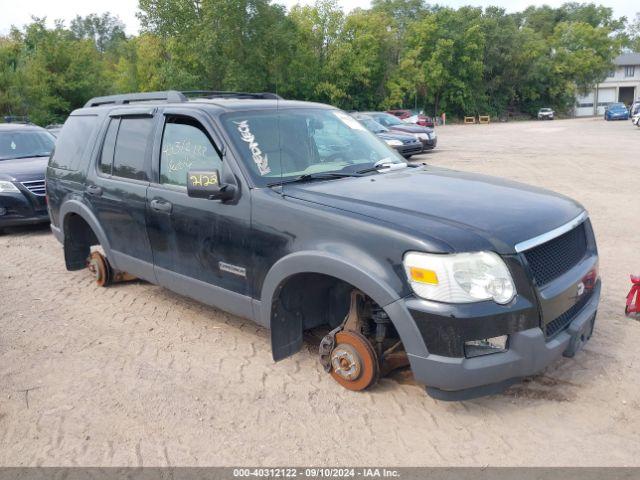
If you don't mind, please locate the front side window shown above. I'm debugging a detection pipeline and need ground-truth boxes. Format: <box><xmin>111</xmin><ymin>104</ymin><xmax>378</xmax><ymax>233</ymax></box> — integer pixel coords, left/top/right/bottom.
<box><xmin>222</xmin><ymin>108</ymin><xmax>403</xmax><ymax>186</ymax></box>
<box><xmin>160</xmin><ymin>116</ymin><xmax>222</xmax><ymax>187</ymax></box>
<box><xmin>0</xmin><ymin>130</ymin><xmax>55</xmax><ymax>161</ymax></box>
<box><xmin>112</xmin><ymin>117</ymin><xmax>153</xmax><ymax>181</ymax></box>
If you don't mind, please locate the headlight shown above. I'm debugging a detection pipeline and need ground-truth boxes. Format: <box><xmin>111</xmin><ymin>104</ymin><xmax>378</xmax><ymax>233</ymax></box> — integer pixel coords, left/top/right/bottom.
<box><xmin>385</xmin><ymin>139</ymin><xmax>403</xmax><ymax>147</ymax></box>
<box><xmin>403</xmin><ymin>251</ymin><xmax>516</xmax><ymax>304</ymax></box>
<box><xmin>0</xmin><ymin>181</ymin><xmax>20</xmax><ymax>193</ymax></box>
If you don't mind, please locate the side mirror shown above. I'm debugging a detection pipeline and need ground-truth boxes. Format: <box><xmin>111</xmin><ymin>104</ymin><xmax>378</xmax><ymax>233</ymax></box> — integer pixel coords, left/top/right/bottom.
<box><xmin>187</xmin><ymin>170</ymin><xmax>236</xmax><ymax>201</ymax></box>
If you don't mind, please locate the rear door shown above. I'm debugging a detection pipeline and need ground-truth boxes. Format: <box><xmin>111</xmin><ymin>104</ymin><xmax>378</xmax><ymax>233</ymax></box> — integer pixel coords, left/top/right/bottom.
<box><xmin>145</xmin><ymin>108</ymin><xmax>254</xmax><ymax>318</ymax></box>
<box><xmin>85</xmin><ymin>108</ymin><xmax>157</xmax><ymax>281</ymax></box>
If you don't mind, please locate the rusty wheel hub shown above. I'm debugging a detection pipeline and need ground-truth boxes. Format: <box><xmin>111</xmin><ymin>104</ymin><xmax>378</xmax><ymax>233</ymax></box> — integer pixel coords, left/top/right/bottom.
<box><xmin>329</xmin><ymin>331</ymin><xmax>379</xmax><ymax>391</ymax></box>
<box><xmin>87</xmin><ymin>251</ymin><xmax>111</xmax><ymax>287</ymax></box>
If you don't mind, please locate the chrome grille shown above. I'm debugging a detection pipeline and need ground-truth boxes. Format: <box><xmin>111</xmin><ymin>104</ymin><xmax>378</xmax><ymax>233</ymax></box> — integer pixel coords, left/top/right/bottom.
<box><xmin>21</xmin><ymin>179</ymin><xmax>46</xmax><ymax>196</ymax></box>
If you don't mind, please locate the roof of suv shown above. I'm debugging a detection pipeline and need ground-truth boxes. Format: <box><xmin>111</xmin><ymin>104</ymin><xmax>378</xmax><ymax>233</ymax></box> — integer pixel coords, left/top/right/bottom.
<box><xmin>75</xmin><ymin>91</ymin><xmax>334</xmax><ymax>116</ymax></box>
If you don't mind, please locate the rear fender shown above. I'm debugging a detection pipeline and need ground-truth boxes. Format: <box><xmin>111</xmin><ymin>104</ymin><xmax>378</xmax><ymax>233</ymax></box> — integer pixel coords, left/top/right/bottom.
<box><xmin>59</xmin><ymin>200</ymin><xmax>114</xmax><ymax>270</ymax></box>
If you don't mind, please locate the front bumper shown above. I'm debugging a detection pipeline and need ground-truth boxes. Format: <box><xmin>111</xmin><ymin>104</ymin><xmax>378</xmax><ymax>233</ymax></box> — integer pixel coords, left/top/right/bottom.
<box><xmin>0</xmin><ymin>190</ymin><xmax>49</xmax><ymax>228</ymax></box>
<box><xmin>393</xmin><ymin>142</ymin><xmax>424</xmax><ymax>157</ymax></box>
<box><xmin>386</xmin><ymin>278</ymin><xmax>600</xmax><ymax>400</ymax></box>
<box><xmin>419</xmin><ymin>136</ymin><xmax>437</xmax><ymax>150</ymax></box>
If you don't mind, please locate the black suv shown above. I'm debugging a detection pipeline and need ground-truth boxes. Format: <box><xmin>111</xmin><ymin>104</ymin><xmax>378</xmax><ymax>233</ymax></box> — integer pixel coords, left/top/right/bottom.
<box><xmin>0</xmin><ymin>123</ymin><xmax>55</xmax><ymax>230</ymax></box>
<box><xmin>47</xmin><ymin>91</ymin><xmax>600</xmax><ymax>400</ymax></box>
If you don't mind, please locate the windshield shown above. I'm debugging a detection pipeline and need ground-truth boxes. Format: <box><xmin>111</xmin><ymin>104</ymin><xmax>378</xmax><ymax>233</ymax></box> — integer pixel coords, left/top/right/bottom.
<box><xmin>610</xmin><ymin>103</ymin><xmax>625</xmax><ymax>109</ymax></box>
<box><xmin>356</xmin><ymin>116</ymin><xmax>388</xmax><ymax>134</ymax></box>
<box><xmin>372</xmin><ymin>113</ymin><xmax>404</xmax><ymax>127</ymax></box>
<box><xmin>540</xmin><ymin>108</ymin><xmax>552</xmax><ymax>112</ymax></box>
<box><xmin>0</xmin><ymin>130</ymin><xmax>55</xmax><ymax>160</ymax></box>
<box><xmin>222</xmin><ymin>108</ymin><xmax>404</xmax><ymax>186</ymax></box>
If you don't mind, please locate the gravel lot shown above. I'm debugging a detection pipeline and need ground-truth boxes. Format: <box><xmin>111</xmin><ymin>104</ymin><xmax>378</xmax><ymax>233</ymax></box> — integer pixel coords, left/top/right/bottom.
<box><xmin>1</xmin><ymin>117</ymin><xmax>639</xmax><ymax>467</ymax></box>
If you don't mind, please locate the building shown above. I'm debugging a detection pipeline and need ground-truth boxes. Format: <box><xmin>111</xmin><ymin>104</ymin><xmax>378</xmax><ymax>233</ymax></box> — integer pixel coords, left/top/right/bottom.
<box><xmin>575</xmin><ymin>52</ymin><xmax>640</xmax><ymax>117</ymax></box>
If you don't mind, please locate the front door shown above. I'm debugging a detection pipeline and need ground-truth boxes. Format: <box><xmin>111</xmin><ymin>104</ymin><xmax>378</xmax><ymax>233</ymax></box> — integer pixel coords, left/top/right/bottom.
<box><xmin>145</xmin><ymin>109</ymin><xmax>254</xmax><ymax>318</ymax></box>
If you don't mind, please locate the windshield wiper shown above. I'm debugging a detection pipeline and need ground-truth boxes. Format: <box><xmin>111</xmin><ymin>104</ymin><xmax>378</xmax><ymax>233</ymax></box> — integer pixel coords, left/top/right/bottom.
<box><xmin>267</xmin><ymin>172</ymin><xmax>360</xmax><ymax>187</ymax></box>
<box><xmin>356</xmin><ymin>160</ymin><xmax>408</xmax><ymax>175</ymax></box>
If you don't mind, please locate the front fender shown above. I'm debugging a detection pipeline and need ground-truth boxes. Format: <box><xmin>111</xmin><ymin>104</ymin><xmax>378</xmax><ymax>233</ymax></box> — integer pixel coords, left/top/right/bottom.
<box><xmin>261</xmin><ymin>251</ymin><xmax>414</xmax><ymax>361</ymax></box>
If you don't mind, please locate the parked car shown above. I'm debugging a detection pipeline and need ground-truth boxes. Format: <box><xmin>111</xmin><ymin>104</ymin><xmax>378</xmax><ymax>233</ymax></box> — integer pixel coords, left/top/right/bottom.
<box><xmin>387</xmin><ymin>109</ymin><xmax>435</xmax><ymax>128</ymax></box>
<box><xmin>604</xmin><ymin>103</ymin><xmax>629</xmax><ymax>121</ymax></box>
<box><xmin>0</xmin><ymin>123</ymin><xmax>54</xmax><ymax>231</ymax></box>
<box><xmin>537</xmin><ymin>108</ymin><xmax>555</xmax><ymax>120</ymax></box>
<box><xmin>353</xmin><ymin>114</ymin><xmax>423</xmax><ymax>158</ymax></box>
<box><xmin>363</xmin><ymin>112</ymin><xmax>437</xmax><ymax>151</ymax></box>
<box><xmin>47</xmin><ymin>90</ymin><xmax>600</xmax><ymax>400</ymax></box>
<box><xmin>45</xmin><ymin>124</ymin><xmax>64</xmax><ymax>137</ymax></box>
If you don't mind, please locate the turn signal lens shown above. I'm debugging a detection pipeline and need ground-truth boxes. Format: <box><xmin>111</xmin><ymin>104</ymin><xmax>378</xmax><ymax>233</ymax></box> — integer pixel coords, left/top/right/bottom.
<box><xmin>410</xmin><ymin>267</ymin><xmax>439</xmax><ymax>285</ymax></box>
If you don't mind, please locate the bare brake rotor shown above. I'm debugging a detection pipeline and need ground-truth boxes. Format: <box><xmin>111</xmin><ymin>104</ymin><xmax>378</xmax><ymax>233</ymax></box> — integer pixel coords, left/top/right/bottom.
<box><xmin>329</xmin><ymin>330</ymin><xmax>379</xmax><ymax>391</ymax></box>
<box><xmin>86</xmin><ymin>251</ymin><xmax>136</xmax><ymax>287</ymax></box>
<box><xmin>87</xmin><ymin>251</ymin><xmax>111</xmax><ymax>287</ymax></box>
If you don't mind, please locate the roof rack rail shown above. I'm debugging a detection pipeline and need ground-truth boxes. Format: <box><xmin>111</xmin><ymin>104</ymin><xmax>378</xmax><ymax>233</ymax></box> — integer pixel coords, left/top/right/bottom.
<box><xmin>83</xmin><ymin>90</ymin><xmax>188</xmax><ymax>108</ymax></box>
<box><xmin>182</xmin><ymin>90</ymin><xmax>283</xmax><ymax>100</ymax></box>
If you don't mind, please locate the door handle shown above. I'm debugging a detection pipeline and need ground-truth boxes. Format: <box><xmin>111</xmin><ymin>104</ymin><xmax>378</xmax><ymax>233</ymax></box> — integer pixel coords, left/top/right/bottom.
<box><xmin>86</xmin><ymin>185</ymin><xmax>103</xmax><ymax>196</ymax></box>
<box><xmin>150</xmin><ymin>199</ymin><xmax>172</xmax><ymax>213</ymax></box>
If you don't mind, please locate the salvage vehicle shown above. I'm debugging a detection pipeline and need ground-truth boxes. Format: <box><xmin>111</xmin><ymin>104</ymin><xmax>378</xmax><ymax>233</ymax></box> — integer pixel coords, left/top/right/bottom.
<box><xmin>0</xmin><ymin>123</ymin><xmax>55</xmax><ymax>231</ymax></box>
<box><xmin>604</xmin><ymin>103</ymin><xmax>629</xmax><ymax>121</ymax></box>
<box><xmin>353</xmin><ymin>114</ymin><xmax>423</xmax><ymax>158</ymax></box>
<box><xmin>537</xmin><ymin>108</ymin><xmax>555</xmax><ymax>120</ymax></box>
<box><xmin>363</xmin><ymin>112</ymin><xmax>437</xmax><ymax>151</ymax></box>
<box><xmin>46</xmin><ymin>91</ymin><xmax>600</xmax><ymax>400</ymax></box>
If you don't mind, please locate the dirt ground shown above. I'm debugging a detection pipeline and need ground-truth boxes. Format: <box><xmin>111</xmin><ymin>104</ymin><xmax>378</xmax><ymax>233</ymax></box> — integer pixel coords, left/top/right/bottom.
<box><xmin>1</xmin><ymin>117</ymin><xmax>639</xmax><ymax>467</ymax></box>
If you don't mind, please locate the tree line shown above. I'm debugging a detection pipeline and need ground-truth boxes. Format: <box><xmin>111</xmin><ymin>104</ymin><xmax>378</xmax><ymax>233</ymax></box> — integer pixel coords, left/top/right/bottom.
<box><xmin>1</xmin><ymin>1</ymin><xmax>639</xmax><ymax>126</ymax></box>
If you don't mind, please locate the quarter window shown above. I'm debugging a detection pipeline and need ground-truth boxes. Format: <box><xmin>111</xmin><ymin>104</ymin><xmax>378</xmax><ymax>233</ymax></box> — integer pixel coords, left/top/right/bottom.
<box><xmin>99</xmin><ymin>119</ymin><xmax>119</xmax><ymax>175</ymax></box>
<box><xmin>160</xmin><ymin>116</ymin><xmax>222</xmax><ymax>187</ymax></box>
<box><xmin>112</xmin><ymin>117</ymin><xmax>153</xmax><ymax>181</ymax></box>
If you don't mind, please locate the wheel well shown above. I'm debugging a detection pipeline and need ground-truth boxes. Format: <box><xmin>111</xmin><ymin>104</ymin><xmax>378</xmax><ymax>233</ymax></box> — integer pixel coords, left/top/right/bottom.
<box><xmin>270</xmin><ymin>272</ymin><xmax>400</xmax><ymax>361</ymax></box>
<box><xmin>273</xmin><ymin>273</ymin><xmax>354</xmax><ymax>331</ymax></box>
<box><xmin>62</xmin><ymin>213</ymin><xmax>100</xmax><ymax>271</ymax></box>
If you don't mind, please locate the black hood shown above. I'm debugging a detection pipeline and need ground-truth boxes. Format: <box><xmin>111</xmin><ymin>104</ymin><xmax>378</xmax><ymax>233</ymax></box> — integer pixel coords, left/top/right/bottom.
<box><xmin>388</xmin><ymin>124</ymin><xmax>433</xmax><ymax>135</ymax></box>
<box><xmin>376</xmin><ymin>131</ymin><xmax>418</xmax><ymax>142</ymax></box>
<box><xmin>0</xmin><ymin>156</ymin><xmax>48</xmax><ymax>182</ymax></box>
<box><xmin>282</xmin><ymin>166</ymin><xmax>584</xmax><ymax>254</ymax></box>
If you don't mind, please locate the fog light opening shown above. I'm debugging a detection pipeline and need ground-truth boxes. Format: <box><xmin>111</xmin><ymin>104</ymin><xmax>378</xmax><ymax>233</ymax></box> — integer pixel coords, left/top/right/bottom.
<box><xmin>464</xmin><ymin>335</ymin><xmax>508</xmax><ymax>358</ymax></box>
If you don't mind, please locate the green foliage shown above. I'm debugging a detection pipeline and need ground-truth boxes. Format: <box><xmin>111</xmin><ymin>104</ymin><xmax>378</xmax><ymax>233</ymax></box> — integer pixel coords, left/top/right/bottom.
<box><xmin>0</xmin><ymin>2</ymin><xmax>632</xmax><ymax>124</ymax></box>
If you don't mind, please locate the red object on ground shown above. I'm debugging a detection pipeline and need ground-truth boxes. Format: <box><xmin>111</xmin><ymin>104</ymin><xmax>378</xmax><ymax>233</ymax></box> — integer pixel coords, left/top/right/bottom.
<box><xmin>626</xmin><ymin>275</ymin><xmax>640</xmax><ymax>318</ymax></box>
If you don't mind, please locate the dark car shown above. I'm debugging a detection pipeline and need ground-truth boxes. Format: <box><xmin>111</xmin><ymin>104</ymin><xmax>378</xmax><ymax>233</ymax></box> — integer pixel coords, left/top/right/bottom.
<box><xmin>0</xmin><ymin>124</ymin><xmax>55</xmax><ymax>231</ymax></box>
<box><xmin>353</xmin><ymin>114</ymin><xmax>423</xmax><ymax>158</ymax></box>
<box><xmin>47</xmin><ymin>90</ymin><xmax>600</xmax><ymax>400</ymax></box>
<box><xmin>387</xmin><ymin>109</ymin><xmax>435</xmax><ymax>128</ymax></box>
<box><xmin>363</xmin><ymin>112</ymin><xmax>437</xmax><ymax>151</ymax></box>
<box><xmin>604</xmin><ymin>103</ymin><xmax>629</xmax><ymax>121</ymax></box>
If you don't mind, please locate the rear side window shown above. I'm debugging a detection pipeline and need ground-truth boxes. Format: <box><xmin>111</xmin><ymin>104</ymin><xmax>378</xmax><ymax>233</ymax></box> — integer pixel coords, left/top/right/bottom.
<box><xmin>109</xmin><ymin>117</ymin><xmax>153</xmax><ymax>181</ymax></box>
<box><xmin>50</xmin><ymin>115</ymin><xmax>98</xmax><ymax>170</ymax></box>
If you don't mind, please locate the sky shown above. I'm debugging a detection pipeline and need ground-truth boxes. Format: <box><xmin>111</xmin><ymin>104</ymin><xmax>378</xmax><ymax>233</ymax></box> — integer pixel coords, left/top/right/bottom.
<box><xmin>1</xmin><ymin>0</ymin><xmax>638</xmax><ymax>35</ymax></box>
